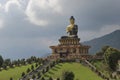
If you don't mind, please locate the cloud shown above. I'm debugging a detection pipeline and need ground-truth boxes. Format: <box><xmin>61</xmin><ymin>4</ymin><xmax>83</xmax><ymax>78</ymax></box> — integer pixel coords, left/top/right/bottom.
<box><xmin>25</xmin><ymin>0</ymin><xmax>62</xmax><ymax>26</ymax></box>
<box><xmin>0</xmin><ymin>4</ymin><xmax>2</xmax><ymax>9</ymax></box>
<box><xmin>4</xmin><ymin>0</ymin><xmax>21</xmax><ymax>12</ymax></box>
<box><xmin>0</xmin><ymin>19</ymin><xmax>3</xmax><ymax>28</ymax></box>
<box><xmin>25</xmin><ymin>0</ymin><xmax>48</xmax><ymax>26</ymax></box>
<box><xmin>0</xmin><ymin>4</ymin><xmax>4</xmax><ymax>29</ymax></box>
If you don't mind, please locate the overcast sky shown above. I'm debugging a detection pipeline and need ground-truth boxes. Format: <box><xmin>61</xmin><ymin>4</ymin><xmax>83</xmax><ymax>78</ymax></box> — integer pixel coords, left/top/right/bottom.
<box><xmin>0</xmin><ymin>0</ymin><xmax>120</xmax><ymax>59</ymax></box>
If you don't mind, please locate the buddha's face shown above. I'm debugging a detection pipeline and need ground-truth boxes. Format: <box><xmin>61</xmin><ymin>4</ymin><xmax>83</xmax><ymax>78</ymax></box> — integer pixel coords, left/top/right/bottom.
<box><xmin>70</xmin><ymin>19</ymin><xmax>75</xmax><ymax>24</ymax></box>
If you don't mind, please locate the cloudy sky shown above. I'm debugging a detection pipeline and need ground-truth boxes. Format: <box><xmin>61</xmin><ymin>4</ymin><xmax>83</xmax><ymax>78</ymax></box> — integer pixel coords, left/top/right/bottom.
<box><xmin>0</xmin><ymin>0</ymin><xmax>120</xmax><ymax>59</ymax></box>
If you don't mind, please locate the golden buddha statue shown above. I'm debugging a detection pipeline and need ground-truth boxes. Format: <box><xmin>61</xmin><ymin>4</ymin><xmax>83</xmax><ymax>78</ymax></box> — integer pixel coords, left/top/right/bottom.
<box><xmin>66</xmin><ymin>16</ymin><xmax>78</xmax><ymax>37</ymax></box>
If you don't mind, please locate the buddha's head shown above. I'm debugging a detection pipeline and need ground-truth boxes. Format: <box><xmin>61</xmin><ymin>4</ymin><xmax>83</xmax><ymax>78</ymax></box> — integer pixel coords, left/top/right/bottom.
<box><xmin>70</xmin><ymin>16</ymin><xmax>75</xmax><ymax>24</ymax></box>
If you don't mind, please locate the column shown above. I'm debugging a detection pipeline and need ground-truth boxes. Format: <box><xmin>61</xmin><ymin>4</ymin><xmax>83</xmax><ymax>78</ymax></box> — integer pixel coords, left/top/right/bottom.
<box><xmin>84</xmin><ymin>49</ymin><xmax>86</xmax><ymax>54</ymax></box>
<box><xmin>52</xmin><ymin>48</ymin><xmax>55</xmax><ymax>53</ymax></box>
<box><xmin>76</xmin><ymin>48</ymin><xmax>79</xmax><ymax>54</ymax></box>
<box><xmin>79</xmin><ymin>49</ymin><xmax>81</xmax><ymax>54</ymax></box>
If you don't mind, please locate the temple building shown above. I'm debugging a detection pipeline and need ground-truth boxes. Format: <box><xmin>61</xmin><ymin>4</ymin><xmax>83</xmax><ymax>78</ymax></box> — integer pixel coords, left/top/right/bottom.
<box><xmin>49</xmin><ymin>16</ymin><xmax>91</xmax><ymax>60</ymax></box>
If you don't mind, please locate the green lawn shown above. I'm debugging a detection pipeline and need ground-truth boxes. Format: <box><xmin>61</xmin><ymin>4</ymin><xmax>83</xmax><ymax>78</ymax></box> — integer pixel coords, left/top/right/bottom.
<box><xmin>0</xmin><ymin>64</ymin><xmax>35</xmax><ymax>80</ymax></box>
<box><xmin>44</xmin><ymin>62</ymin><xmax>103</xmax><ymax>80</ymax></box>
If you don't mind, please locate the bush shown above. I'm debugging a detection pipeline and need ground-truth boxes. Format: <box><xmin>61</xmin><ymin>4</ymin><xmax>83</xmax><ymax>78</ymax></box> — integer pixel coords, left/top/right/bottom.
<box><xmin>21</xmin><ymin>72</ymin><xmax>25</xmax><ymax>77</ymax></box>
<box><xmin>26</xmin><ymin>68</ymin><xmax>30</xmax><ymax>73</ymax></box>
<box><xmin>57</xmin><ymin>78</ymin><xmax>60</xmax><ymax>80</ymax></box>
<box><xmin>62</xmin><ymin>71</ymin><xmax>74</xmax><ymax>80</ymax></box>
<box><xmin>0</xmin><ymin>68</ymin><xmax>2</xmax><ymax>71</ymax></box>
<box><xmin>42</xmin><ymin>69</ymin><xmax>45</xmax><ymax>74</ymax></box>
<box><xmin>37</xmin><ymin>72</ymin><xmax>41</xmax><ymax>78</ymax></box>
<box><xmin>0</xmin><ymin>55</ymin><xmax>3</xmax><ymax>67</ymax></box>
<box><xmin>46</xmin><ymin>66</ymin><xmax>49</xmax><ymax>72</ymax></box>
<box><xmin>41</xmin><ymin>77</ymin><xmax>45</xmax><ymax>80</ymax></box>
<box><xmin>32</xmin><ymin>74</ymin><xmax>36</xmax><ymax>79</ymax></box>
<box><xmin>35</xmin><ymin>63</ymin><xmax>38</xmax><ymax>67</ymax></box>
<box><xmin>9</xmin><ymin>64</ymin><xmax>14</xmax><ymax>68</ymax></box>
<box><xmin>2</xmin><ymin>63</ymin><xmax>7</xmax><ymax>70</ymax></box>
<box><xmin>49</xmin><ymin>77</ymin><xmax>53</xmax><ymax>80</ymax></box>
<box><xmin>31</xmin><ymin>65</ymin><xmax>34</xmax><ymax>71</ymax></box>
<box><xmin>10</xmin><ymin>77</ymin><xmax>13</xmax><ymax>80</ymax></box>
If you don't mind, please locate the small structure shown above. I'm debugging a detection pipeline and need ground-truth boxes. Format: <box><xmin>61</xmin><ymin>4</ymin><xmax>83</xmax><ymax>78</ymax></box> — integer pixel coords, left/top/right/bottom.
<box><xmin>49</xmin><ymin>16</ymin><xmax>91</xmax><ymax>60</ymax></box>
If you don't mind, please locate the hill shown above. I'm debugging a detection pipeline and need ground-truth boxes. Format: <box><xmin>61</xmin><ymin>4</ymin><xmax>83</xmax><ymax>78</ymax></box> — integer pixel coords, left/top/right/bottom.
<box><xmin>83</xmin><ymin>30</ymin><xmax>120</xmax><ymax>54</ymax></box>
<box><xmin>43</xmin><ymin>62</ymin><xmax>103</xmax><ymax>80</ymax></box>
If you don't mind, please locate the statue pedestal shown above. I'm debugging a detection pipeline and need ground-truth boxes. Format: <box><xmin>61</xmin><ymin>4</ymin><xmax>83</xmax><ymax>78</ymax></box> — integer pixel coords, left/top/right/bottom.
<box><xmin>49</xmin><ymin>36</ymin><xmax>91</xmax><ymax>60</ymax></box>
<box><xmin>59</xmin><ymin>36</ymin><xmax>80</xmax><ymax>45</ymax></box>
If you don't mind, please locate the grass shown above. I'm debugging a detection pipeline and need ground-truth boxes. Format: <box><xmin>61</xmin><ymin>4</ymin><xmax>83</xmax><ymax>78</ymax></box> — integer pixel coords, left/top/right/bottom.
<box><xmin>0</xmin><ymin>63</ymin><xmax>35</xmax><ymax>80</ymax></box>
<box><xmin>43</xmin><ymin>62</ymin><xmax>103</xmax><ymax>80</ymax></box>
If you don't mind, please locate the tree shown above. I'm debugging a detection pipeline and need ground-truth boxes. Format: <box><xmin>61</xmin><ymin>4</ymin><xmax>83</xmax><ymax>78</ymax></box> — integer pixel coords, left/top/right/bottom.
<box><xmin>10</xmin><ymin>77</ymin><xmax>13</xmax><ymax>80</ymax></box>
<box><xmin>12</xmin><ymin>60</ymin><xmax>18</xmax><ymax>66</ymax></box>
<box><xmin>0</xmin><ymin>55</ymin><xmax>3</xmax><ymax>67</ymax></box>
<box><xmin>49</xmin><ymin>77</ymin><xmax>53</xmax><ymax>80</ymax></box>
<box><xmin>37</xmin><ymin>72</ymin><xmax>41</xmax><ymax>78</ymax></box>
<box><xmin>31</xmin><ymin>65</ymin><xmax>34</xmax><ymax>71</ymax></box>
<box><xmin>17</xmin><ymin>59</ymin><xmax>21</xmax><ymax>66</ymax></box>
<box><xmin>26</xmin><ymin>68</ymin><xmax>30</xmax><ymax>73</ymax></box>
<box><xmin>102</xmin><ymin>46</ymin><xmax>110</xmax><ymax>53</ymax></box>
<box><xmin>21</xmin><ymin>72</ymin><xmax>25</xmax><ymax>77</ymax></box>
<box><xmin>35</xmin><ymin>63</ymin><xmax>38</xmax><ymax>67</ymax></box>
<box><xmin>32</xmin><ymin>74</ymin><xmax>36</xmax><ymax>79</ymax></box>
<box><xmin>96</xmin><ymin>46</ymin><xmax>110</xmax><ymax>56</ymax></box>
<box><xmin>104</xmin><ymin>47</ymin><xmax>120</xmax><ymax>71</ymax></box>
<box><xmin>30</xmin><ymin>56</ymin><xmax>37</xmax><ymax>62</ymax></box>
<box><xmin>26</xmin><ymin>58</ymin><xmax>32</xmax><ymax>64</ymax></box>
<box><xmin>4</xmin><ymin>59</ymin><xmax>11</xmax><ymax>66</ymax></box>
<box><xmin>62</xmin><ymin>71</ymin><xmax>74</xmax><ymax>80</ymax></box>
<box><xmin>9</xmin><ymin>63</ymin><xmax>14</xmax><ymax>68</ymax></box>
<box><xmin>42</xmin><ymin>60</ymin><xmax>45</xmax><ymax>65</ymax></box>
<box><xmin>57</xmin><ymin>78</ymin><xmax>60</xmax><ymax>80</ymax></box>
<box><xmin>42</xmin><ymin>69</ymin><xmax>45</xmax><ymax>74</ymax></box>
<box><xmin>38</xmin><ymin>58</ymin><xmax>42</xmax><ymax>65</ymax></box>
<box><xmin>41</xmin><ymin>77</ymin><xmax>45</xmax><ymax>80</ymax></box>
<box><xmin>56</xmin><ymin>59</ymin><xmax>60</xmax><ymax>64</ymax></box>
<box><xmin>2</xmin><ymin>63</ymin><xmax>7</xmax><ymax>70</ymax></box>
<box><xmin>21</xmin><ymin>58</ymin><xmax>26</xmax><ymax>65</ymax></box>
<box><xmin>46</xmin><ymin>66</ymin><xmax>49</xmax><ymax>72</ymax></box>
<box><xmin>50</xmin><ymin>63</ymin><xmax>53</xmax><ymax>68</ymax></box>
<box><xmin>53</xmin><ymin>61</ymin><xmax>56</xmax><ymax>66</ymax></box>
